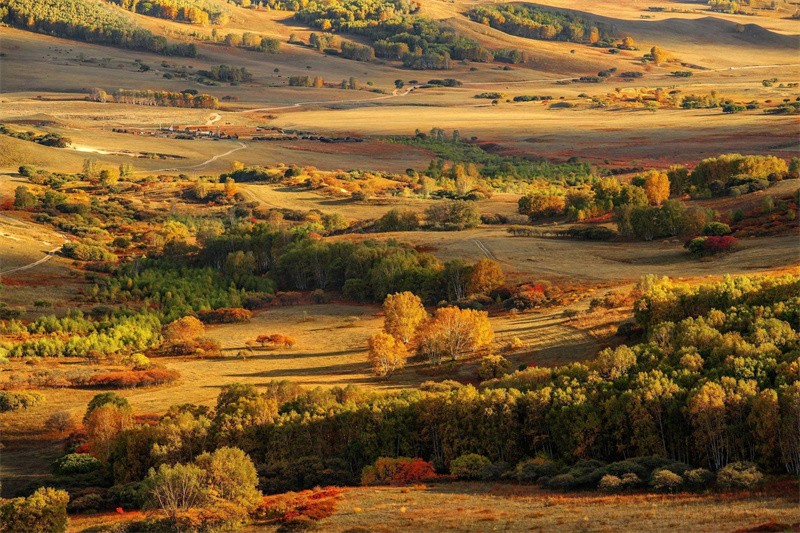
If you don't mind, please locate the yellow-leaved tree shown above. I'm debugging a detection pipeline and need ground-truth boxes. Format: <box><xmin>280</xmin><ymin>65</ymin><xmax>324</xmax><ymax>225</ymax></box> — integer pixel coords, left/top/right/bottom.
<box><xmin>383</xmin><ymin>291</ymin><xmax>427</xmax><ymax>344</ymax></box>
<box><xmin>643</xmin><ymin>170</ymin><xmax>670</xmax><ymax>205</ymax></box>
<box><xmin>416</xmin><ymin>307</ymin><xmax>494</xmax><ymax>364</ymax></box>
<box><xmin>368</xmin><ymin>331</ymin><xmax>408</xmax><ymax>376</ymax></box>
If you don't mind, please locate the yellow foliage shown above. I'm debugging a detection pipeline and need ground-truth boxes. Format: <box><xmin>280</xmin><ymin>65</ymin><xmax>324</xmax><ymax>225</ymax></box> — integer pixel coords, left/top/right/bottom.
<box><xmin>368</xmin><ymin>331</ymin><xmax>408</xmax><ymax>376</ymax></box>
<box><xmin>383</xmin><ymin>291</ymin><xmax>427</xmax><ymax>344</ymax></box>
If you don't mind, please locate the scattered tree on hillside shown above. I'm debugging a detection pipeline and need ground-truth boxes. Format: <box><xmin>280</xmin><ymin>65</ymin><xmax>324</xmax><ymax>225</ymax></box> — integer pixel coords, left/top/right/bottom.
<box><xmin>368</xmin><ymin>331</ymin><xmax>408</xmax><ymax>376</ymax></box>
<box><xmin>383</xmin><ymin>291</ymin><xmax>427</xmax><ymax>344</ymax></box>
<box><xmin>416</xmin><ymin>307</ymin><xmax>494</xmax><ymax>364</ymax></box>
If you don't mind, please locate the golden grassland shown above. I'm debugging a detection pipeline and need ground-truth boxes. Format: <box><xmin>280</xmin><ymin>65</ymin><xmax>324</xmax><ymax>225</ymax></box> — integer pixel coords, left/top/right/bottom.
<box><xmin>66</xmin><ymin>481</ymin><xmax>800</xmax><ymax>533</ymax></box>
<box><xmin>0</xmin><ymin>0</ymin><xmax>798</xmax><ymax>520</ymax></box>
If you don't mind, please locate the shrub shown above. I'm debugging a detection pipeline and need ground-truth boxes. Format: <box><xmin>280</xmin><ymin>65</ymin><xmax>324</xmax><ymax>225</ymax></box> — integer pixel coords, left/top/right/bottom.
<box><xmin>256</xmin><ymin>335</ymin><xmax>296</xmax><ymax>348</ymax></box>
<box><xmin>52</xmin><ymin>453</ymin><xmax>103</xmax><ymax>475</ymax></box>
<box><xmin>121</xmin><ymin>353</ymin><xmax>151</xmax><ymax>370</ymax></box>
<box><xmin>650</xmin><ymin>469</ymin><xmax>683</xmax><ymax>493</ymax></box>
<box><xmin>515</xmin><ymin>458</ymin><xmax>562</xmax><ymax>483</ymax></box>
<box><xmin>702</xmin><ymin>222</ymin><xmax>732</xmax><ymax>236</ymax></box>
<box><xmin>67</xmin><ymin>493</ymin><xmax>105</xmax><ymax>514</ymax></box>
<box><xmin>361</xmin><ymin>457</ymin><xmax>437</xmax><ymax>485</ymax></box>
<box><xmin>0</xmin><ymin>487</ymin><xmax>70</xmax><ymax>533</ymax></box>
<box><xmin>44</xmin><ymin>411</ymin><xmax>77</xmax><ymax>434</ymax></box>
<box><xmin>450</xmin><ymin>454</ymin><xmax>492</xmax><ymax>480</ymax></box>
<box><xmin>478</xmin><ymin>355</ymin><xmax>512</xmax><ymax>380</ymax></box>
<box><xmin>686</xmin><ymin>235</ymin><xmax>737</xmax><ymax>257</ymax></box>
<box><xmin>617</xmin><ymin>473</ymin><xmax>642</xmax><ymax>489</ymax></box>
<box><xmin>684</xmin><ymin>468</ymin><xmax>714</xmax><ymax>490</ymax></box>
<box><xmin>85</xmin><ymin>368</ymin><xmax>180</xmax><ymax>388</ymax></box>
<box><xmin>61</xmin><ymin>242</ymin><xmax>117</xmax><ymax>262</ymax></box>
<box><xmin>198</xmin><ymin>308</ymin><xmax>252</xmax><ymax>324</ymax></box>
<box><xmin>252</xmin><ymin>487</ymin><xmax>343</xmax><ymax>524</ymax></box>
<box><xmin>425</xmin><ymin>200</ymin><xmax>480</xmax><ymax>230</ymax></box>
<box><xmin>376</xmin><ymin>208</ymin><xmax>420</xmax><ymax>232</ymax></box>
<box><xmin>598</xmin><ymin>474</ymin><xmax>623</xmax><ymax>491</ymax></box>
<box><xmin>546</xmin><ymin>473</ymin><xmax>578</xmax><ymax>490</ymax></box>
<box><xmin>716</xmin><ymin>462</ymin><xmax>763</xmax><ymax>491</ymax></box>
<box><xmin>0</xmin><ymin>390</ymin><xmax>45</xmax><ymax>412</ymax></box>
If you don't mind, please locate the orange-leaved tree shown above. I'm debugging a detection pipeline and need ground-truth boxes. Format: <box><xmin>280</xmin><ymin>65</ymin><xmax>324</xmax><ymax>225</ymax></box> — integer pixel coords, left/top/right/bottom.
<box><xmin>468</xmin><ymin>258</ymin><xmax>504</xmax><ymax>296</ymax></box>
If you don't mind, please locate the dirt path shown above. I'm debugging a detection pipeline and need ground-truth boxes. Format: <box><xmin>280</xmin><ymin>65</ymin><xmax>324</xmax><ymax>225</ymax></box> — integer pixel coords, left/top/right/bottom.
<box><xmin>474</xmin><ymin>239</ymin><xmax>497</xmax><ymax>260</ymax></box>
<box><xmin>147</xmin><ymin>141</ymin><xmax>247</xmax><ymax>172</ymax></box>
<box><xmin>0</xmin><ymin>212</ymin><xmax>66</xmax><ymax>275</ymax></box>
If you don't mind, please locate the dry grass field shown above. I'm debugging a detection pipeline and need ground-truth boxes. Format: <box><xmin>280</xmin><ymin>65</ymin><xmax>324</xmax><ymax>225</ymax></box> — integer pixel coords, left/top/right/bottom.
<box><xmin>0</xmin><ymin>0</ymin><xmax>798</xmax><ymax>527</ymax></box>
<box><xmin>67</xmin><ymin>481</ymin><xmax>800</xmax><ymax>533</ymax></box>
<box><xmin>0</xmin><ymin>300</ymin><xmax>605</xmax><ymax>495</ymax></box>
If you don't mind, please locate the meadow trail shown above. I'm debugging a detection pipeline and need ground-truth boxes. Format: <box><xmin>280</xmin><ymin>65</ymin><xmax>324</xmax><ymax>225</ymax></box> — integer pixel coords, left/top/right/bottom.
<box><xmin>0</xmin><ymin>213</ymin><xmax>66</xmax><ymax>275</ymax></box>
<box><xmin>147</xmin><ymin>141</ymin><xmax>248</xmax><ymax>173</ymax></box>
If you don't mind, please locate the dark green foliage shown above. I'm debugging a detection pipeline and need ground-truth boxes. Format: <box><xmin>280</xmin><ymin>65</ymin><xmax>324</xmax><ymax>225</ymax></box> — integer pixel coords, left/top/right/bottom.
<box><xmin>199</xmin><ymin>65</ymin><xmax>252</xmax><ymax>83</ymax></box>
<box><xmin>392</xmin><ymin>136</ymin><xmax>594</xmax><ymax>186</ymax></box>
<box><xmin>424</xmin><ymin>200</ymin><xmax>480</xmax><ymax>230</ymax></box>
<box><xmin>292</xmin><ymin>0</ymin><xmax>494</xmax><ymax>69</ymax></box>
<box><xmin>0</xmin><ymin>391</ymin><xmax>45</xmax><ymax>412</ymax></box>
<box><xmin>467</xmin><ymin>5</ymin><xmax>609</xmax><ymax>43</ymax></box>
<box><xmin>375</xmin><ymin>208</ymin><xmax>420</xmax><ymax>232</ymax></box>
<box><xmin>450</xmin><ymin>454</ymin><xmax>493</xmax><ymax>479</ymax></box>
<box><xmin>0</xmin><ymin>125</ymin><xmax>70</xmax><ymax>148</ymax></box>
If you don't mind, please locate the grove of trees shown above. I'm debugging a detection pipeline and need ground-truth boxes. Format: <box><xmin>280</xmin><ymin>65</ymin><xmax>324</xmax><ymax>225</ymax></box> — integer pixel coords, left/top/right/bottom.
<box><xmin>1</xmin><ymin>0</ymin><xmax>197</xmax><ymax>56</ymax></box>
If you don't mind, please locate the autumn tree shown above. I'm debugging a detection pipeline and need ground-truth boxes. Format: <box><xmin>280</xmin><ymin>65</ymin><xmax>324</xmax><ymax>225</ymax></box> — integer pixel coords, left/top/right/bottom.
<box><xmin>688</xmin><ymin>382</ymin><xmax>728</xmax><ymax>469</ymax></box>
<box><xmin>383</xmin><ymin>291</ymin><xmax>427</xmax><ymax>344</ymax></box>
<box><xmin>194</xmin><ymin>447</ymin><xmax>261</xmax><ymax>510</ymax></box>
<box><xmin>163</xmin><ymin>316</ymin><xmax>205</xmax><ymax>347</ymax></box>
<box><xmin>650</xmin><ymin>46</ymin><xmax>671</xmax><ymax>65</ymax></box>
<box><xmin>368</xmin><ymin>331</ymin><xmax>408</xmax><ymax>376</ymax></box>
<box><xmin>416</xmin><ymin>307</ymin><xmax>494</xmax><ymax>364</ymax></box>
<box><xmin>85</xmin><ymin>400</ymin><xmax>134</xmax><ymax>462</ymax></box>
<box><xmin>643</xmin><ymin>171</ymin><xmax>670</xmax><ymax>205</ymax></box>
<box><xmin>146</xmin><ymin>462</ymin><xmax>208</xmax><ymax>521</ymax></box>
<box><xmin>621</xmin><ymin>36</ymin><xmax>635</xmax><ymax>49</ymax></box>
<box><xmin>468</xmin><ymin>258</ymin><xmax>504</xmax><ymax>296</ymax></box>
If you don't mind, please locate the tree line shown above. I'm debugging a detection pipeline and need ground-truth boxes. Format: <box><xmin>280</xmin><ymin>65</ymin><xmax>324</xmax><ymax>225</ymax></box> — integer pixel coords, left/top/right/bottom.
<box><xmin>108</xmin><ymin>0</ymin><xmax>228</xmax><ymax>25</ymax></box>
<box><xmin>90</xmin><ymin>88</ymin><xmax>219</xmax><ymax>109</ymax></box>
<box><xmin>64</xmin><ymin>274</ymin><xmax>799</xmax><ymax>505</ymax></box>
<box><xmin>467</xmin><ymin>5</ymin><xmax>611</xmax><ymax>44</ymax></box>
<box><xmin>0</xmin><ymin>0</ymin><xmax>197</xmax><ymax>57</ymax></box>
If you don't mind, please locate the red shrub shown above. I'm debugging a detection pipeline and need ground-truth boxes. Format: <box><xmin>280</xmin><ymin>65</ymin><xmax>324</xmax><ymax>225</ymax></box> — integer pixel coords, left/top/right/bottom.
<box><xmin>361</xmin><ymin>457</ymin><xmax>437</xmax><ymax>486</ymax></box>
<box><xmin>86</xmin><ymin>368</ymin><xmax>180</xmax><ymax>388</ymax></box>
<box><xmin>704</xmin><ymin>235</ymin><xmax>737</xmax><ymax>254</ymax></box>
<box><xmin>198</xmin><ymin>308</ymin><xmax>252</xmax><ymax>324</ymax></box>
<box><xmin>74</xmin><ymin>443</ymin><xmax>91</xmax><ymax>454</ymax></box>
<box><xmin>253</xmin><ymin>487</ymin><xmax>343</xmax><ymax>524</ymax></box>
<box><xmin>256</xmin><ymin>335</ymin><xmax>296</xmax><ymax>348</ymax></box>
